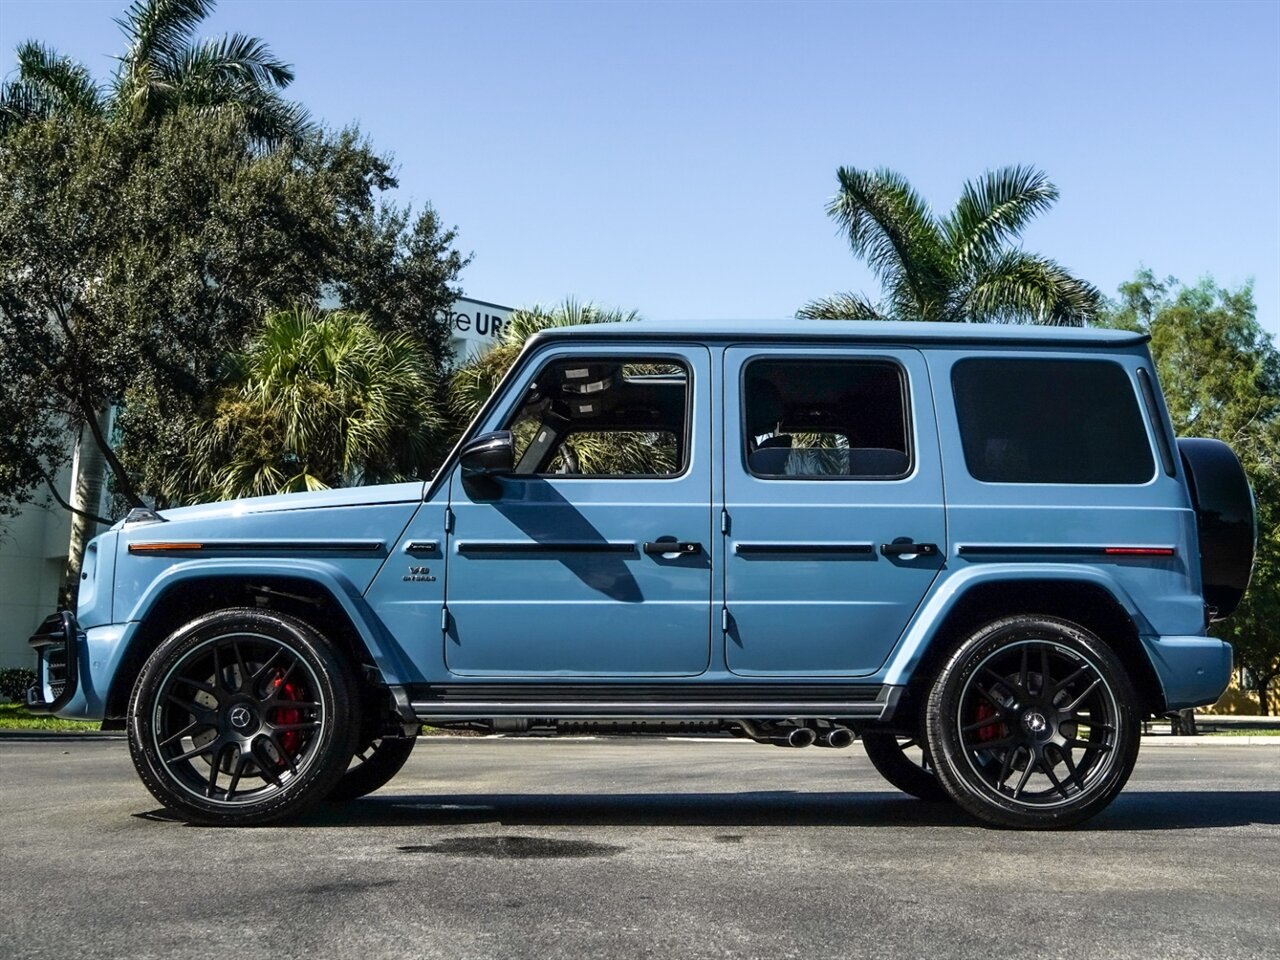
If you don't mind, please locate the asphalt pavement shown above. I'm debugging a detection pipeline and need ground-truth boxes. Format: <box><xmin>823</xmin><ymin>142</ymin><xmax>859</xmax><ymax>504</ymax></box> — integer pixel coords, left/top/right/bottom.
<box><xmin>2</xmin><ymin>736</ymin><xmax>1277</xmax><ymax>960</ymax></box>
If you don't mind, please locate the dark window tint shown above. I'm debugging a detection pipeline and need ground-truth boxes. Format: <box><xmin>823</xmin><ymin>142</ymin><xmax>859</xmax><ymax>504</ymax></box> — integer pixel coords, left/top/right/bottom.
<box><xmin>952</xmin><ymin>359</ymin><xmax>1154</xmax><ymax>484</ymax></box>
<box><xmin>743</xmin><ymin>360</ymin><xmax>910</xmax><ymax>479</ymax></box>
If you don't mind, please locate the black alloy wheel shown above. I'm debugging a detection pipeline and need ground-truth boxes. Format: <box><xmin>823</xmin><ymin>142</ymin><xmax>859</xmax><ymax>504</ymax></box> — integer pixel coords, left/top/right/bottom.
<box><xmin>860</xmin><ymin>730</ymin><xmax>950</xmax><ymax>801</ymax></box>
<box><xmin>128</xmin><ymin>608</ymin><xmax>359</xmax><ymax>825</ymax></box>
<box><xmin>925</xmin><ymin>615</ymin><xmax>1141</xmax><ymax>829</ymax></box>
<box><xmin>327</xmin><ymin>734</ymin><xmax>417</xmax><ymax>801</ymax></box>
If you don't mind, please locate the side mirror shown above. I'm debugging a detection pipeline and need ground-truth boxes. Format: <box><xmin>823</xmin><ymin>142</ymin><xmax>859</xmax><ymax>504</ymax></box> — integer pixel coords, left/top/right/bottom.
<box><xmin>460</xmin><ymin>430</ymin><xmax>515</xmax><ymax>478</ymax></box>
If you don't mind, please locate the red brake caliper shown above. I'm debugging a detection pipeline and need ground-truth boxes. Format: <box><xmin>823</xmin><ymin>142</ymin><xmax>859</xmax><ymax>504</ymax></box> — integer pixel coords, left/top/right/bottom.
<box><xmin>271</xmin><ymin>673</ymin><xmax>303</xmax><ymax>766</ymax></box>
<box><xmin>973</xmin><ymin>702</ymin><xmax>1004</xmax><ymax>741</ymax></box>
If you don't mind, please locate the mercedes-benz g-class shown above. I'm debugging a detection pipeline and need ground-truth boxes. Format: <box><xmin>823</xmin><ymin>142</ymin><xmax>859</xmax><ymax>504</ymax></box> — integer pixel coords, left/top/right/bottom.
<box><xmin>27</xmin><ymin>320</ymin><xmax>1255</xmax><ymax>828</ymax></box>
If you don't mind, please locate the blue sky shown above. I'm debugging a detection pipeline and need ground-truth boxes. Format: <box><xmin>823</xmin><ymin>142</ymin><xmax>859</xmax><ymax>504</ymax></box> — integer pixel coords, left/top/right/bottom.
<box><xmin>2</xmin><ymin>0</ymin><xmax>1277</xmax><ymax>335</ymax></box>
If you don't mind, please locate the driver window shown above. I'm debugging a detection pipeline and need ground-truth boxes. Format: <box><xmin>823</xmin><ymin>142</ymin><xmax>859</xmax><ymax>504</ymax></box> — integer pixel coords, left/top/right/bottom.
<box><xmin>504</xmin><ymin>357</ymin><xmax>689</xmax><ymax>477</ymax></box>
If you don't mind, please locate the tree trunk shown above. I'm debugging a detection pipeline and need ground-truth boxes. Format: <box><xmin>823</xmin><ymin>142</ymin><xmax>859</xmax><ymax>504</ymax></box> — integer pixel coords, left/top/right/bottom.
<box><xmin>1175</xmin><ymin>708</ymin><xmax>1198</xmax><ymax>735</ymax></box>
<box><xmin>1253</xmin><ymin>675</ymin><xmax>1275</xmax><ymax>717</ymax></box>
<box><xmin>63</xmin><ymin>409</ymin><xmax>114</xmax><ymax>607</ymax></box>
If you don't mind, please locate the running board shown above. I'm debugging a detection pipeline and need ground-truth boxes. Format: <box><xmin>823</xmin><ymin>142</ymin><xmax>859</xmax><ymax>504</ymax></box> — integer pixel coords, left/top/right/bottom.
<box><xmin>394</xmin><ymin>683</ymin><xmax>902</xmax><ymax>722</ymax></box>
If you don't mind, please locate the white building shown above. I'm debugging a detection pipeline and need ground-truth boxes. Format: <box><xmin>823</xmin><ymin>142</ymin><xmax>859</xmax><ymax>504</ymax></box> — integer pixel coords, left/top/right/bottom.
<box><xmin>0</xmin><ymin>297</ymin><xmax>513</xmax><ymax>670</ymax></box>
<box><xmin>445</xmin><ymin>297</ymin><xmax>514</xmax><ymax>361</ymax></box>
<box><xmin>0</xmin><ymin>476</ymin><xmax>72</xmax><ymax>669</ymax></box>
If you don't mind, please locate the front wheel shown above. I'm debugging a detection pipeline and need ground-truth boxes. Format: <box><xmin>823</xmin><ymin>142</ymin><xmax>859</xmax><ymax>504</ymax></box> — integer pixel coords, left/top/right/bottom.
<box><xmin>128</xmin><ymin>608</ymin><xmax>360</xmax><ymax>825</ymax></box>
<box><xmin>327</xmin><ymin>735</ymin><xmax>417</xmax><ymax>801</ymax></box>
<box><xmin>924</xmin><ymin>616</ymin><xmax>1141</xmax><ymax>829</ymax></box>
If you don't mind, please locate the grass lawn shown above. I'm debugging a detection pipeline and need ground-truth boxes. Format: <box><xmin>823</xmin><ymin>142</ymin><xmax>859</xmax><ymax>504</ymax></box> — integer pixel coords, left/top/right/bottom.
<box><xmin>0</xmin><ymin>702</ymin><xmax>101</xmax><ymax>732</ymax></box>
<box><xmin>1204</xmin><ymin>727</ymin><xmax>1280</xmax><ymax>736</ymax></box>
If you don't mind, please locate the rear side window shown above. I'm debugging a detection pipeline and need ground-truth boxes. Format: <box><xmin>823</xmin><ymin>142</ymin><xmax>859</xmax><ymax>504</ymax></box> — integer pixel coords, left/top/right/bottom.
<box><xmin>742</xmin><ymin>359</ymin><xmax>911</xmax><ymax>479</ymax></box>
<box><xmin>952</xmin><ymin>358</ymin><xmax>1154</xmax><ymax>484</ymax></box>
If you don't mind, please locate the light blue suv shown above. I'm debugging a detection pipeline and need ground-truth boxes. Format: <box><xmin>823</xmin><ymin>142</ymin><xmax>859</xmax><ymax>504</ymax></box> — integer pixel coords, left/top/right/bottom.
<box><xmin>27</xmin><ymin>321</ymin><xmax>1256</xmax><ymax>828</ymax></box>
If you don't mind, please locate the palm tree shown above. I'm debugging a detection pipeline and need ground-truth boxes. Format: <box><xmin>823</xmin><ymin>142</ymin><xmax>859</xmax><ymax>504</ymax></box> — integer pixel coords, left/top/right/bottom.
<box><xmin>799</xmin><ymin>165</ymin><xmax>1101</xmax><ymax>326</ymax></box>
<box><xmin>445</xmin><ymin>300</ymin><xmax>670</xmax><ymax>475</ymax></box>
<box><xmin>0</xmin><ymin>0</ymin><xmax>309</xmax><ymax>146</ymax></box>
<box><xmin>185</xmin><ymin>306</ymin><xmax>442</xmax><ymax>502</ymax></box>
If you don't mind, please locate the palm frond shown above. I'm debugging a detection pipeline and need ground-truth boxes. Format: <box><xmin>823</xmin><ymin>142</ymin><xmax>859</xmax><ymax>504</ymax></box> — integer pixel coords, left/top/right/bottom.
<box><xmin>500</xmin><ymin>298</ymin><xmax>640</xmax><ymax>347</ymax></box>
<box><xmin>168</xmin><ymin>34</ymin><xmax>295</xmax><ymax>90</ymax></box>
<box><xmin>175</xmin><ymin>89</ymin><xmax>312</xmax><ymax>149</ymax></box>
<box><xmin>445</xmin><ymin>344</ymin><xmax>520</xmax><ymax>426</ymax></box>
<box><xmin>827</xmin><ymin>166</ymin><xmax>949</xmax><ymax>317</ymax></box>
<box><xmin>0</xmin><ymin>80</ymin><xmax>49</xmax><ymax>133</ymax></box>
<box><xmin>961</xmin><ymin>251</ymin><xmax>1102</xmax><ymax>326</ymax></box>
<box><xmin>115</xmin><ymin>0</ymin><xmax>214</xmax><ymax>69</ymax></box>
<box><xmin>13</xmin><ymin>40</ymin><xmax>103</xmax><ymax>114</ymax></box>
<box><xmin>943</xmin><ymin>165</ymin><xmax>1059</xmax><ymax>266</ymax></box>
<box><xmin>796</xmin><ymin>292</ymin><xmax>886</xmax><ymax>321</ymax></box>
<box><xmin>229</xmin><ymin>89</ymin><xmax>312</xmax><ymax>147</ymax></box>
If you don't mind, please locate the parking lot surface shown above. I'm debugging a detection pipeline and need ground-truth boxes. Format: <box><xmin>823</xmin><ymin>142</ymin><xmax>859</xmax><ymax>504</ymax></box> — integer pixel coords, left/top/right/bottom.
<box><xmin>2</xmin><ymin>736</ymin><xmax>1277</xmax><ymax>960</ymax></box>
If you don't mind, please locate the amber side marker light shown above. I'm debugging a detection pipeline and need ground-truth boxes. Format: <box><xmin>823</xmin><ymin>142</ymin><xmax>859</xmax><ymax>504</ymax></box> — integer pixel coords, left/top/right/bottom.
<box><xmin>1103</xmin><ymin>547</ymin><xmax>1176</xmax><ymax>557</ymax></box>
<box><xmin>128</xmin><ymin>542</ymin><xmax>204</xmax><ymax>553</ymax></box>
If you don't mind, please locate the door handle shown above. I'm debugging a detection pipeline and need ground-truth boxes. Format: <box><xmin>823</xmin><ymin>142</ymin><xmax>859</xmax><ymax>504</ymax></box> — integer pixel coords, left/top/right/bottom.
<box><xmin>643</xmin><ymin>540</ymin><xmax>703</xmax><ymax>556</ymax></box>
<box><xmin>880</xmin><ymin>540</ymin><xmax>939</xmax><ymax>557</ymax></box>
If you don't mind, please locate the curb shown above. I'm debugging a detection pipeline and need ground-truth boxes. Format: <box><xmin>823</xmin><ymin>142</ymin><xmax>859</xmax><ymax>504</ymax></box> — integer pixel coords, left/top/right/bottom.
<box><xmin>2</xmin><ymin>730</ymin><xmax>1277</xmax><ymax>745</ymax></box>
<box><xmin>0</xmin><ymin>729</ymin><xmax>124</xmax><ymax>742</ymax></box>
<box><xmin>1140</xmin><ymin>736</ymin><xmax>1280</xmax><ymax>746</ymax></box>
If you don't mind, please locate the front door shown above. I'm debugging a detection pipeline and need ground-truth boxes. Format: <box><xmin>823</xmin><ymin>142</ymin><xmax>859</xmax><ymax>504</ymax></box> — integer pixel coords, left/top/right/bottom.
<box><xmin>723</xmin><ymin>346</ymin><xmax>946</xmax><ymax>676</ymax></box>
<box><xmin>444</xmin><ymin>345</ymin><xmax>713</xmax><ymax>677</ymax></box>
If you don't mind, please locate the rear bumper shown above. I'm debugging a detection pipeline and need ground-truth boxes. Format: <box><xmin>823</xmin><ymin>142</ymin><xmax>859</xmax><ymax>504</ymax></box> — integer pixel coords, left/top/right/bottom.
<box><xmin>1141</xmin><ymin>635</ymin><xmax>1233</xmax><ymax>710</ymax></box>
<box><xmin>24</xmin><ymin>612</ymin><xmax>82</xmax><ymax>715</ymax></box>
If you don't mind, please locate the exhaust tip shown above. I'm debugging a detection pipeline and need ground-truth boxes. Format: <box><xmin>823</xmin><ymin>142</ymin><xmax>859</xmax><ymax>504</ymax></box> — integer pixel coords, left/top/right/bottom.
<box><xmin>825</xmin><ymin>727</ymin><xmax>855</xmax><ymax>749</ymax></box>
<box><xmin>786</xmin><ymin>726</ymin><xmax>817</xmax><ymax>748</ymax></box>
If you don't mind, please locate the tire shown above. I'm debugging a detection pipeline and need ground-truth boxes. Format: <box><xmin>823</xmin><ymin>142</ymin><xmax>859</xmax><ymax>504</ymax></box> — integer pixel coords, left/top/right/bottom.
<box><xmin>327</xmin><ymin>735</ymin><xmax>416</xmax><ymax>801</ymax></box>
<box><xmin>127</xmin><ymin>608</ymin><xmax>360</xmax><ymax>826</ymax></box>
<box><xmin>860</xmin><ymin>730</ymin><xmax>950</xmax><ymax>801</ymax></box>
<box><xmin>924</xmin><ymin>615</ymin><xmax>1141</xmax><ymax>830</ymax></box>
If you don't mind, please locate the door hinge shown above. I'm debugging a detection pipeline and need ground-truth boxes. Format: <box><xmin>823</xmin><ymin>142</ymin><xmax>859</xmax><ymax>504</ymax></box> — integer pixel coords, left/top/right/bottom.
<box><xmin>720</xmin><ymin>508</ymin><xmax>730</xmax><ymax>535</ymax></box>
<box><xmin>444</xmin><ymin>506</ymin><xmax>455</xmax><ymax>533</ymax></box>
<box><xmin>441</xmin><ymin>606</ymin><xmax>449</xmax><ymax>632</ymax></box>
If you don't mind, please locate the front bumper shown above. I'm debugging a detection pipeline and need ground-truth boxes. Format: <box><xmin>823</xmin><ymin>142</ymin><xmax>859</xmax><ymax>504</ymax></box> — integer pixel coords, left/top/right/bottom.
<box><xmin>25</xmin><ymin>611</ymin><xmax>83</xmax><ymax>714</ymax></box>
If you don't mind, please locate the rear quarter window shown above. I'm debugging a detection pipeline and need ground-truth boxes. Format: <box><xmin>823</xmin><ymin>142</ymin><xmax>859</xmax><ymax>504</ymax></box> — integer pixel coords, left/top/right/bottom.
<box><xmin>951</xmin><ymin>358</ymin><xmax>1155</xmax><ymax>484</ymax></box>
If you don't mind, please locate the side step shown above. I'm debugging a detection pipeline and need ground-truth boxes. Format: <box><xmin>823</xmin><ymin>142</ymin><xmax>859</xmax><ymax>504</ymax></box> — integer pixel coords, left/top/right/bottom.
<box><xmin>396</xmin><ymin>682</ymin><xmax>902</xmax><ymax>722</ymax></box>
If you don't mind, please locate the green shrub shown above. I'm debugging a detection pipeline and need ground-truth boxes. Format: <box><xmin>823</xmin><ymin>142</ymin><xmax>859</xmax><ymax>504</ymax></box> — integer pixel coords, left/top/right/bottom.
<box><xmin>0</xmin><ymin>667</ymin><xmax>36</xmax><ymax>702</ymax></box>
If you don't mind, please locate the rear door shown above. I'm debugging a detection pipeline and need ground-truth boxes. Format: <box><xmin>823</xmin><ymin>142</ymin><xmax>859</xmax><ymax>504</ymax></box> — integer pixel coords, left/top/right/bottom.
<box><xmin>722</xmin><ymin>346</ymin><xmax>946</xmax><ymax>676</ymax></box>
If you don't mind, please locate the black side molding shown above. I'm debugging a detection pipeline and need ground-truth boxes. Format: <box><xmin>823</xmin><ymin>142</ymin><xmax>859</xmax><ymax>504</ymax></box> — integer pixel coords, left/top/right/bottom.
<box><xmin>734</xmin><ymin>543</ymin><xmax>875</xmax><ymax>556</ymax></box>
<box><xmin>456</xmin><ymin>541</ymin><xmax>636</xmax><ymax>555</ymax></box>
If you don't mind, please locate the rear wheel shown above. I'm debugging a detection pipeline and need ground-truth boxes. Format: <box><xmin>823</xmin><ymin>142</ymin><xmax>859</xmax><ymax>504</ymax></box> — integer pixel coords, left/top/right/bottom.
<box><xmin>860</xmin><ymin>731</ymin><xmax>949</xmax><ymax>801</ymax></box>
<box><xmin>925</xmin><ymin>615</ymin><xmax>1141</xmax><ymax>829</ymax></box>
<box><xmin>127</xmin><ymin>608</ymin><xmax>359</xmax><ymax>825</ymax></box>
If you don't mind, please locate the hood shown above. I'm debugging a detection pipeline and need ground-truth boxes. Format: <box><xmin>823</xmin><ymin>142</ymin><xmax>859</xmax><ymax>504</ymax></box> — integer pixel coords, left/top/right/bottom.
<box><xmin>121</xmin><ymin>481</ymin><xmax>426</xmax><ymax>527</ymax></box>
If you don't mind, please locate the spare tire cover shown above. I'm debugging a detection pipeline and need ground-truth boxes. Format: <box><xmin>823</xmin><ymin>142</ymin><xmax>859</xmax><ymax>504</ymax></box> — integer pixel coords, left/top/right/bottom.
<box><xmin>1177</xmin><ymin>438</ymin><xmax>1257</xmax><ymax>620</ymax></box>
